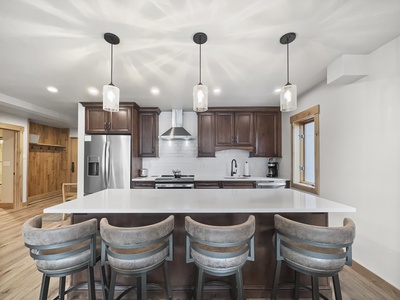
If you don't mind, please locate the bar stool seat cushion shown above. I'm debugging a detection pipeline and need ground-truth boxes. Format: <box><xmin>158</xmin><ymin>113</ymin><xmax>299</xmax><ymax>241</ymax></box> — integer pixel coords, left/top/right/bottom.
<box><xmin>190</xmin><ymin>243</ymin><xmax>249</xmax><ymax>269</ymax></box>
<box><xmin>108</xmin><ymin>243</ymin><xmax>169</xmax><ymax>271</ymax></box>
<box><xmin>280</xmin><ymin>237</ymin><xmax>346</xmax><ymax>273</ymax></box>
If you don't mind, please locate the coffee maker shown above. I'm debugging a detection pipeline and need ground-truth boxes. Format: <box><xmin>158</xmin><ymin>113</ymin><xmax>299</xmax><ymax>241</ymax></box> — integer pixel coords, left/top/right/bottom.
<box><xmin>267</xmin><ymin>160</ymin><xmax>278</xmax><ymax>177</ymax></box>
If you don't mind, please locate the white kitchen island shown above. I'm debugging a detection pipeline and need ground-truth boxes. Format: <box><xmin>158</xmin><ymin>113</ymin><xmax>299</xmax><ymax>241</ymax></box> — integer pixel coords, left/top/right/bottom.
<box><xmin>44</xmin><ymin>188</ymin><xmax>355</xmax><ymax>214</ymax></box>
<box><xmin>44</xmin><ymin>188</ymin><xmax>355</xmax><ymax>299</ymax></box>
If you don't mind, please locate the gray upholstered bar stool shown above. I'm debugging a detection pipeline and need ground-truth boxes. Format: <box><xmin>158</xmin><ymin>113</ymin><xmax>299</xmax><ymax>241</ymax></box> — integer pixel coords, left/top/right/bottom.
<box><xmin>100</xmin><ymin>215</ymin><xmax>174</xmax><ymax>300</ymax></box>
<box><xmin>271</xmin><ymin>214</ymin><xmax>356</xmax><ymax>300</ymax></box>
<box><xmin>185</xmin><ymin>215</ymin><xmax>255</xmax><ymax>300</ymax></box>
<box><xmin>22</xmin><ymin>216</ymin><xmax>98</xmax><ymax>300</ymax></box>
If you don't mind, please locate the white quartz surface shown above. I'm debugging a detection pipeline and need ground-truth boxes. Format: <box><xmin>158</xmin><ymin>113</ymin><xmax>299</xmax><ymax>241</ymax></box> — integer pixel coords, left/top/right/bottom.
<box><xmin>44</xmin><ymin>188</ymin><xmax>356</xmax><ymax>214</ymax></box>
<box><xmin>132</xmin><ymin>176</ymin><xmax>288</xmax><ymax>181</ymax></box>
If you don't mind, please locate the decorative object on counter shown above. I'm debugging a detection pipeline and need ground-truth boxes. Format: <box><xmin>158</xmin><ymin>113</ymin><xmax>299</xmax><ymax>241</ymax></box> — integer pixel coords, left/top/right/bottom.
<box><xmin>139</xmin><ymin>168</ymin><xmax>148</xmax><ymax>177</ymax></box>
<box><xmin>271</xmin><ymin>214</ymin><xmax>356</xmax><ymax>300</ymax></box>
<box><xmin>103</xmin><ymin>32</ymin><xmax>120</xmax><ymax>112</ymax></box>
<box><xmin>244</xmin><ymin>161</ymin><xmax>250</xmax><ymax>177</ymax></box>
<box><xmin>280</xmin><ymin>32</ymin><xmax>297</xmax><ymax>112</ymax></box>
<box><xmin>193</xmin><ymin>32</ymin><xmax>208</xmax><ymax>112</ymax></box>
<box><xmin>267</xmin><ymin>158</ymin><xmax>279</xmax><ymax>177</ymax></box>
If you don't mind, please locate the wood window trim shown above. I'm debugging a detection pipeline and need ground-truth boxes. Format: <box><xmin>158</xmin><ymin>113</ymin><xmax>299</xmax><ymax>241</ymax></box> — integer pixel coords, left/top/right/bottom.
<box><xmin>290</xmin><ymin>105</ymin><xmax>320</xmax><ymax>195</ymax></box>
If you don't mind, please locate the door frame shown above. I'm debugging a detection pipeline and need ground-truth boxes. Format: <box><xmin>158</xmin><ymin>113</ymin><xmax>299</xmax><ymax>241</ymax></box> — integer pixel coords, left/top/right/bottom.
<box><xmin>0</xmin><ymin>122</ymin><xmax>24</xmax><ymax>209</ymax></box>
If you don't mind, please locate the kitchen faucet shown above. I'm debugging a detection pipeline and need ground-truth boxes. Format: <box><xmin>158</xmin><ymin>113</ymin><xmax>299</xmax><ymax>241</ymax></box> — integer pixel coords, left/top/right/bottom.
<box><xmin>231</xmin><ymin>159</ymin><xmax>237</xmax><ymax>176</ymax></box>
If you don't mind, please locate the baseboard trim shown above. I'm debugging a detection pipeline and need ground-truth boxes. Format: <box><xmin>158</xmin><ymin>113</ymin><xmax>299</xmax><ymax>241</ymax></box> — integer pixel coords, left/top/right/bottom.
<box><xmin>353</xmin><ymin>260</ymin><xmax>400</xmax><ymax>299</ymax></box>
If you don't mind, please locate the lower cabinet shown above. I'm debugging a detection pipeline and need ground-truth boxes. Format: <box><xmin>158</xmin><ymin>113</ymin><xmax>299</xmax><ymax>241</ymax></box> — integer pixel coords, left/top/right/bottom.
<box><xmin>195</xmin><ymin>181</ymin><xmax>221</xmax><ymax>189</ymax></box>
<box><xmin>221</xmin><ymin>181</ymin><xmax>256</xmax><ymax>189</ymax></box>
<box><xmin>131</xmin><ymin>181</ymin><xmax>155</xmax><ymax>189</ymax></box>
<box><xmin>195</xmin><ymin>181</ymin><xmax>256</xmax><ymax>189</ymax></box>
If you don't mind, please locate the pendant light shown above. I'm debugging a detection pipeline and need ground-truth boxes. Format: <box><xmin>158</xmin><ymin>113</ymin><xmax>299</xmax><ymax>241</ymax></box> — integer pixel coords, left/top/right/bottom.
<box><xmin>193</xmin><ymin>32</ymin><xmax>208</xmax><ymax>112</ymax></box>
<box><xmin>103</xmin><ymin>33</ymin><xmax>120</xmax><ymax>112</ymax></box>
<box><xmin>280</xmin><ymin>32</ymin><xmax>297</xmax><ymax>112</ymax></box>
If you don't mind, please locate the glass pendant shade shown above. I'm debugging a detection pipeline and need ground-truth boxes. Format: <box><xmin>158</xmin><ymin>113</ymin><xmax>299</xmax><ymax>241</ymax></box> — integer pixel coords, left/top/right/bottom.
<box><xmin>193</xmin><ymin>83</ymin><xmax>208</xmax><ymax>112</ymax></box>
<box><xmin>103</xmin><ymin>84</ymin><xmax>120</xmax><ymax>112</ymax></box>
<box><xmin>280</xmin><ymin>83</ymin><xmax>297</xmax><ymax>112</ymax></box>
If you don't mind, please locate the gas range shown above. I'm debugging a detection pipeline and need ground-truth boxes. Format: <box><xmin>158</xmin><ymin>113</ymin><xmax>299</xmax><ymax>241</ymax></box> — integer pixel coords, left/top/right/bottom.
<box><xmin>154</xmin><ymin>175</ymin><xmax>195</xmax><ymax>189</ymax></box>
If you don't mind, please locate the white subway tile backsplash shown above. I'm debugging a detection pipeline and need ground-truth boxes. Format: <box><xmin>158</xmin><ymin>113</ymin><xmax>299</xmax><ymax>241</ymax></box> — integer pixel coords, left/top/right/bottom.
<box><xmin>142</xmin><ymin>111</ymin><xmax>279</xmax><ymax>177</ymax></box>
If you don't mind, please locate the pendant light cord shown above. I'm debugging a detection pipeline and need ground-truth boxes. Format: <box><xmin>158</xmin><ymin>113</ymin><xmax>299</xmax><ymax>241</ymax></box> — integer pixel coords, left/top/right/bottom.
<box><xmin>110</xmin><ymin>44</ymin><xmax>114</xmax><ymax>84</ymax></box>
<box><xmin>199</xmin><ymin>36</ymin><xmax>202</xmax><ymax>84</ymax></box>
<box><xmin>286</xmin><ymin>38</ymin><xmax>290</xmax><ymax>84</ymax></box>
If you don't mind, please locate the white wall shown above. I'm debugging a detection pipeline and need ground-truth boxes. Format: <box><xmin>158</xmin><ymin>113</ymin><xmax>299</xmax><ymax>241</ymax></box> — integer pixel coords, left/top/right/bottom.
<box><xmin>142</xmin><ymin>111</ymin><xmax>279</xmax><ymax>178</ymax></box>
<box><xmin>281</xmin><ymin>36</ymin><xmax>400</xmax><ymax>288</ymax></box>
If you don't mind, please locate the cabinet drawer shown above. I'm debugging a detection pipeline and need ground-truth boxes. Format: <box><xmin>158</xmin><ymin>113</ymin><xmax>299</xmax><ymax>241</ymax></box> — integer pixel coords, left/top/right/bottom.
<box><xmin>221</xmin><ymin>181</ymin><xmax>256</xmax><ymax>189</ymax></box>
<box><xmin>195</xmin><ymin>181</ymin><xmax>221</xmax><ymax>189</ymax></box>
<box><xmin>131</xmin><ymin>181</ymin><xmax>155</xmax><ymax>189</ymax></box>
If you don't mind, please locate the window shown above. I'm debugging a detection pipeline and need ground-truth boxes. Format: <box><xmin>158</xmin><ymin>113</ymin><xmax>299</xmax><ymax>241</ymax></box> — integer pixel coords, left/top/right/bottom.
<box><xmin>290</xmin><ymin>105</ymin><xmax>319</xmax><ymax>194</ymax></box>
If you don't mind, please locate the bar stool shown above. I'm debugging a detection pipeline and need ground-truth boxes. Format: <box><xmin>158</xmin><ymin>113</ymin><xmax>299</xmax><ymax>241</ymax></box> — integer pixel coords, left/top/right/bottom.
<box><xmin>271</xmin><ymin>214</ymin><xmax>356</xmax><ymax>300</ymax></box>
<box><xmin>22</xmin><ymin>216</ymin><xmax>98</xmax><ymax>300</ymax></box>
<box><xmin>100</xmin><ymin>215</ymin><xmax>174</xmax><ymax>300</ymax></box>
<box><xmin>185</xmin><ymin>215</ymin><xmax>255</xmax><ymax>300</ymax></box>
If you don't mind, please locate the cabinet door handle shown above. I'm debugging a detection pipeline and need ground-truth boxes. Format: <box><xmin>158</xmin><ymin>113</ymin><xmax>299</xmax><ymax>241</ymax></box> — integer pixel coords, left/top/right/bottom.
<box><xmin>104</xmin><ymin>122</ymin><xmax>107</xmax><ymax>130</ymax></box>
<box><xmin>152</xmin><ymin>147</ymin><xmax>155</xmax><ymax>153</ymax></box>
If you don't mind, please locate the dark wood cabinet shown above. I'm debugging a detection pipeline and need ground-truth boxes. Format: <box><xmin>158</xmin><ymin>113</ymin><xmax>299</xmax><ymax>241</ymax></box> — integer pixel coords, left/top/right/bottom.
<box><xmin>195</xmin><ymin>181</ymin><xmax>221</xmax><ymax>189</ymax></box>
<box><xmin>221</xmin><ymin>181</ymin><xmax>256</xmax><ymax>189</ymax></box>
<box><xmin>252</xmin><ymin>109</ymin><xmax>282</xmax><ymax>157</ymax></box>
<box><xmin>131</xmin><ymin>181</ymin><xmax>155</xmax><ymax>189</ymax></box>
<box><xmin>197</xmin><ymin>112</ymin><xmax>215</xmax><ymax>157</ymax></box>
<box><xmin>215</xmin><ymin>112</ymin><xmax>253</xmax><ymax>147</ymax></box>
<box><xmin>85</xmin><ymin>106</ymin><xmax>132</xmax><ymax>134</ymax></box>
<box><xmin>139</xmin><ymin>108</ymin><xmax>160</xmax><ymax>157</ymax></box>
<box><xmin>197</xmin><ymin>107</ymin><xmax>281</xmax><ymax>157</ymax></box>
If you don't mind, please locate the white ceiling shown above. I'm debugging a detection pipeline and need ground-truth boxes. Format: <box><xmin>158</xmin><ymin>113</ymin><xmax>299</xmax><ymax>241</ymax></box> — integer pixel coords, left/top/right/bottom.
<box><xmin>1</xmin><ymin>0</ymin><xmax>400</xmax><ymax>128</ymax></box>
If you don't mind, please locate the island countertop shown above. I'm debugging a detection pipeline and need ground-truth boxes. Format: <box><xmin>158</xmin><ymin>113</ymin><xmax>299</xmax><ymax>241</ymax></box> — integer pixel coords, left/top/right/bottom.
<box><xmin>44</xmin><ymin>188</ymin><xmax>356</xmax><ymax>214</ymax></box>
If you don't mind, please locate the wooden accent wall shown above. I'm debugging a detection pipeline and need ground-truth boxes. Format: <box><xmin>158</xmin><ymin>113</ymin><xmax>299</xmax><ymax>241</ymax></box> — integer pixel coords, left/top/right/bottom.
<box><xmin>28</xmin><ymin>122</ymin><xmax>70</xmax><ymax>201</ymax></box>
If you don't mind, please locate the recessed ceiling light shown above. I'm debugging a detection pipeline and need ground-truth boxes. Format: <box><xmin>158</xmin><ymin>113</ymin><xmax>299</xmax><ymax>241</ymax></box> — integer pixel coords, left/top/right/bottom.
<box><xmin>88</xmin><ymin>87</ymin><xmax>99</xmax><ymax>96</ymax></box>
<box><xmin>47</xmin><ymin>86</ymin><xmax>58</xmax><ymax>93</ymax></box>
<box><xmin>213</xmin><ymin>88</ymin><xmax>222</xmax><ymax>95</ymax></box>
<box><xmin>150</xmin><ymin>87</ymin><xmax>160</xmax><ymax>95</ymax></box>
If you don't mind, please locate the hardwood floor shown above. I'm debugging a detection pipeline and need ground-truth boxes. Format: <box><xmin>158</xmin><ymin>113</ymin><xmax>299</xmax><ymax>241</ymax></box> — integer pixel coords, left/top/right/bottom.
<box><xmin>0</xmin><ymin>196</ymin><xmax>399</xmax><ymax>300</ymax></box>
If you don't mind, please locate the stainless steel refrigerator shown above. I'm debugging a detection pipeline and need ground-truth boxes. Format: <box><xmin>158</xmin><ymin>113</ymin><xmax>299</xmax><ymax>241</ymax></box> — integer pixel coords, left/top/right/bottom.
<box><xmin>84</xmin><ymin>135</ymin><xmax>131</xmax><ymax>195</ymax></box>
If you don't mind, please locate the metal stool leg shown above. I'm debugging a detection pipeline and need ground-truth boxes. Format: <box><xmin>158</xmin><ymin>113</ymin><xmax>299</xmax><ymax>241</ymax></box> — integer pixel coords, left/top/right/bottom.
<box><xmin>294</xmin><ymin>271</ymin><xmax>300</xmax><ymax>300</ymax></box>
<box><xmin>271</xmin><ymin>260</ymin><xmax>282</xmax><ymax>300</ymax></box>
<box><xmin>59</xmin><ymin>276</ymin><xmax>66</xmax><ymax>300</ymax></box>
<box><xmin>109</xmin><ymin>269</ymin><xmax>117</xmax><ymax>300</ymax></box>
<box><xmin>39</xmin><ymin>274</ymin><xmax>50</xmax><ymax>300</ymax></box>
<box><xmin>163</xmin><ymin>261</ymin><xmax>172</xmax><ymax>299</ymax></box>
<box><xmin>311</xmin><ymin>276</ymin><xmax>319</xmax><ymax>300</ymax></box>
<box><xmin>236</xmin><ymin>269</ymin><xmax>244</xmax><ymax>300</ymax></box>
<box><xmin>332</xmin><ymin>274</ymin><xmax>343</xmax><ymax>300</ymax></box>
<box><xmin>196</xmin><ymin>268</ymin><xmax>204</xmax><ymax>300</ymax></box>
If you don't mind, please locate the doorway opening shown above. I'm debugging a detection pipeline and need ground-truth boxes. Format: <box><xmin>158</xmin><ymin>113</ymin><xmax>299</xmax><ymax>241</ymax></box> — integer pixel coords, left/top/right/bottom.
<box><xmin>0</xmin><ymin>123</ymin><xmax>23</xmax><ymax>209</ymax></box>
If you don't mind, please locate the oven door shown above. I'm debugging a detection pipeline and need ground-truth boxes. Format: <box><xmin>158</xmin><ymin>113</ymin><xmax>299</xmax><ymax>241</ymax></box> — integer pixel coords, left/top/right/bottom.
<box><xmin>155</xmin><ymin>183</ymin><xmax>194</xmax><ymax>189</ymax></box>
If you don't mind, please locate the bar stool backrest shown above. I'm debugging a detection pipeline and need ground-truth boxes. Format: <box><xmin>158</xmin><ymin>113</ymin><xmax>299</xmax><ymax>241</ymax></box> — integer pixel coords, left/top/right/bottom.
<box><xmin>22</xmin><ymin>216</ymin><xmax>97</xmax><ymax>275</ymax></box>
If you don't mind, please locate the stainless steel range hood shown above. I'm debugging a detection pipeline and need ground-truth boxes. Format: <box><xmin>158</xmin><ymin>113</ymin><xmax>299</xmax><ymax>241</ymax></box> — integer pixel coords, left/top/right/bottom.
<box><xmin>160</xmin><ymin>109</ymin><xmax>194</xmax><ymax>140</ymax></box>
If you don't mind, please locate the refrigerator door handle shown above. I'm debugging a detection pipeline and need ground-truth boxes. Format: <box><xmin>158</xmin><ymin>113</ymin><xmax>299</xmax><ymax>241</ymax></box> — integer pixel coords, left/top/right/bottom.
<box><xmin>105</xmin><ymin>140</ymin><xmax>111</xmax><ymax>188</ymax></box>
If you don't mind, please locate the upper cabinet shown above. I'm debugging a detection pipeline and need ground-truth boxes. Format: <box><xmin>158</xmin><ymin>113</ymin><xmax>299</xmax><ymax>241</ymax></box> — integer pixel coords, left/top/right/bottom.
<box><xmin>84</xmin><ymin>105</ymin><xmax>132</xmax><ymax>134</ymax></box>
<box><xmin>198</xmin><ymin>107</ymin><xmax>281</xmax><ymax>158</ymax></box>
<box><xmin>198</xmin><ymin>112</ymin><xmax>215</xmax><ymax>157</ymax></box>
<box><xmin>215</xmin><ymin>112</ymin><xmax>253</xmax><ymax>149</ymax></box>
<box><xmin>139</xmin><ymin>108</ymin><xmax>161</xmax><ymax>157</ymax></box>
<box><xmin>252</xmin><ymin>111</ymin><xmax>281</xmax><ymax>157</ymax></box>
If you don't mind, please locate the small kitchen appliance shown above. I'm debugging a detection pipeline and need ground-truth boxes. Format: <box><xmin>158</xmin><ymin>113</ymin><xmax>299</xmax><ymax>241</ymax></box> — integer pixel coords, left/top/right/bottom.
<box><xmin>267</xmin><ymin>160</ymin><xmax>278</xmax><ymax>178</ymax></box>
<box><xmin>139</xmin><ymin>168</ymin><xmax>148</xmax><ymax>177</ymax></box>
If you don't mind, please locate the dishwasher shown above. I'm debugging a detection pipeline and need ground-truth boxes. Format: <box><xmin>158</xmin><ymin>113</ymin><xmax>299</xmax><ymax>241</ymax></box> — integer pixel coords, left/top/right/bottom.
<box><xmin>256</xmin><ymin>179</ymin><xmax>286</xmax><ymax>189</ymax></box>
